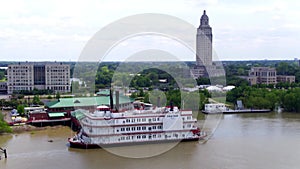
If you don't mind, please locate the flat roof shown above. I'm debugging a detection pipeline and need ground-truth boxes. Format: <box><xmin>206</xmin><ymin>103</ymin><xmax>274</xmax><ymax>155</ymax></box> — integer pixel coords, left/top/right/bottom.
<box><xmin>48</xmin><ymin>112</ymin><xmax>65</xmax><ymax>117</ymax></box>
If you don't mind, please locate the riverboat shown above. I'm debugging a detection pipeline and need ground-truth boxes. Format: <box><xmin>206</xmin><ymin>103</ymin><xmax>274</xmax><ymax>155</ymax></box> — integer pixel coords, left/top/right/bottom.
<box><xmin>68</xmin><ymin>105</ymin><xmax>205</xmax><ymax>148</ymax></box>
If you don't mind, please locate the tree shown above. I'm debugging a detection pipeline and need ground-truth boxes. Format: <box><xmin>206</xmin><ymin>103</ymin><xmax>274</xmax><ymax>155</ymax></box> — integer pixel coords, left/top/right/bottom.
<box><xmin>0</xmin><ymin>70</ymin><xmax>5</xmax><ymax>80</ymax></box>
<box><xmin>0</xmin><ymin>113</ymin><xmax>12</xmax><ymax>133</ymax></box>
<box><xmin>56</xmin><ymin>92</ymin><xmax>61</xmax><ymax>100</ymax></box>
<box><xmin>143</xmin><ymin>92</ymin><xmax>150</xmax><ymax>103</ymax></box>
<box><xmin>71</xmin><ymin>81</ymin><xmax>80</xmax><ymax>91</ymax></box>
<box><xmin>17</xmin><ymin>105</ymin><xmax>25</xmax><ymax>116</ymax></box>
<box><xmin>196</xmin><ymin>77</ymin><xmax>211</xmax><ymax>85</ymax></box>
<box><xmin>32</xmin><ymin>95</ymin><xmax>40</xmax><ymax>105</ymax></box>
<box><xmin>47</xmin><ymin>95</ymin><xmax>53</xmax><ymax>99</ymax></box>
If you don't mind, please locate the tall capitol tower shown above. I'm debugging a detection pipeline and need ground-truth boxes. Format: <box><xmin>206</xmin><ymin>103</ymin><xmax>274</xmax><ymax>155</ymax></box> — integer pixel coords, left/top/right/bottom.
<box><xmin>191</xmin><ymin>10</ymin><xmax>223</xmax><ymax>78</ymax></box>
<box><xmin>196</xmin><ymin>10</ymin><xmax>212</xmax><ymax>66</ymax></box>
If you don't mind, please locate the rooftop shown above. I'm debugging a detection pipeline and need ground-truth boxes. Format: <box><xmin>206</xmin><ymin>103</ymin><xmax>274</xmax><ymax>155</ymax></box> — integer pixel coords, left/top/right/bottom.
<box><xmin>46</xmin><ymin>95</ymin><xmax>134</xmax><ymax>108</ymax></box>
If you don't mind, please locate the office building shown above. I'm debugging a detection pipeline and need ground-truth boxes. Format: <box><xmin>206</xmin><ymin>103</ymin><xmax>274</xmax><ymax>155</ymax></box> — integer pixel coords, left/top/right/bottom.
<box><xmin>7</xmin><ymin>62</ymin><xmax>70</xmax><ymax>94</ymax></box>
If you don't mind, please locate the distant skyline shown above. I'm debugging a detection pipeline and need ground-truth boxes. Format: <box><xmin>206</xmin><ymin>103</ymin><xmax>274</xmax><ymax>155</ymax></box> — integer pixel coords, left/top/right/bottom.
<box><xmin>0</xmin><ymin>0</ymin><xmax>299</xmax><ymax>62</ymax></box>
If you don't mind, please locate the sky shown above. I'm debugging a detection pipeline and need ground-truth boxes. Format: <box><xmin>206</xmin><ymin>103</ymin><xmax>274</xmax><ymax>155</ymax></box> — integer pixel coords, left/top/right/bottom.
<box><xmin>0</xmin><ymin>0</ymin><xmax>300</xmax><ymax>62</ymax></box>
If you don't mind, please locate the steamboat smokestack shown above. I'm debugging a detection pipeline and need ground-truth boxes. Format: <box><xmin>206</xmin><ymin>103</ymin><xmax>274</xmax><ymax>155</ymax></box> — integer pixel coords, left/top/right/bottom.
<box><xmin>157</xmin><ymin>96</ymin><xmax>161</xmax><ymax>107</ymax></box>
<box><xmin>110</xmin><ymin>88</ymin><xmax>114</xmax><ymax>110</ymax></box>
<box><xmin>115</xmin><ymin>90</ymin><xmax>119</xmax><ymax>112</ymax></box>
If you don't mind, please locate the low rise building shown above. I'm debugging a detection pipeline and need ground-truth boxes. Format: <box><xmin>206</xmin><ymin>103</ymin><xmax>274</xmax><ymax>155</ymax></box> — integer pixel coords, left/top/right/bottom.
<box><xmin>248</xmin><ymin>67</ymin><xmax>277</xmax><ymax>85</ymax></box>
<box><xmin>248</xmin><ymin>67</ymin><xmax>296</xmax><ymax>85</ymax></box>
<box><xmin>277</xmin><ymin>75</ymin><xmax>295</xmax><ymax>83</ymax></box>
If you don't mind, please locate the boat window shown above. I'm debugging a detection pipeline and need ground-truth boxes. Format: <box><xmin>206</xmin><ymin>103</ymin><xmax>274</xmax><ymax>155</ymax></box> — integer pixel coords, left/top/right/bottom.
<box><xmin>137</xmin><ymin>127</ymin><xmax>141</xmax><ymax>130</ymax></box>
<box><xmin>153</xmin><ymin>126</ymin><xmax>156</xmax><ymax>130</ymax></box>
<box><xmin>132</xmin><ymin>127</ymin><xmax>136</xmax><ymax>131</ymax></box>
<box><xmin>126</xmin><ymin>127</ymin><xmax>130</xmax><ymax>131</ymax></box>
<box><xmin>142</xmin><ymin>126</ymin><xmax>146</xmax><ymax>130</ymax></box>
<box><xmin>121</xmin><ymin>128</ymin><xmax>125</xmax><ymax>131</ymax></box>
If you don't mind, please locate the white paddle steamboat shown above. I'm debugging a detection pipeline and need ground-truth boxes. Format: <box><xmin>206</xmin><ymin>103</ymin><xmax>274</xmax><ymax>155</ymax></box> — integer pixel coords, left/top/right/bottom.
<box><xmin>69</xmin><ymin>104</ymin><xmax>205</xmax><ymax>148</ymax></box>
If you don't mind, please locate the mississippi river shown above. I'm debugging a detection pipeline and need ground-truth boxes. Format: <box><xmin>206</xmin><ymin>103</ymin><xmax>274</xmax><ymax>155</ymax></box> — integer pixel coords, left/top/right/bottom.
<box><xmin>1</xmin><ymin>112</ymin><xmax>300</xmax><ymax>169</ymax></box>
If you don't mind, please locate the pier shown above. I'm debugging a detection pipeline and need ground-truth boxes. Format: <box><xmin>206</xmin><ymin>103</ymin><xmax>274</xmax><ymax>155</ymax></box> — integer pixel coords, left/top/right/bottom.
<box><xmin>0</xmin><ymin>147</ymin><xmax>7</xmax><ymax>159</ymax></box>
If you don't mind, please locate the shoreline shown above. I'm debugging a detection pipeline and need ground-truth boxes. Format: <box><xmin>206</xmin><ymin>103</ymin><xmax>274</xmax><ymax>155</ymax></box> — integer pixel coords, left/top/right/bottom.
<box><xmin>11</xmin><ymin>124</ymin><xmax>67</xmax><ymax>133</ymax></box>
<box><xmin>0</xmin><ymin>124</ymin><xmax>68</xmax><ymax>135</ymax></box>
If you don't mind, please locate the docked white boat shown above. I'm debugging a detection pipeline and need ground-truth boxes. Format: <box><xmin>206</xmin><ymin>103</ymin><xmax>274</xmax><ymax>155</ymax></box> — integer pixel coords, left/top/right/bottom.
<box><xmin>69</xmin><ymin>104</ymin><xmax>205</xmax><ymax>148</ymax></box>
<box><xmin>202</xmin><ymin>103</ymin><xmax>271</xmax><ymax>114</ymax></box>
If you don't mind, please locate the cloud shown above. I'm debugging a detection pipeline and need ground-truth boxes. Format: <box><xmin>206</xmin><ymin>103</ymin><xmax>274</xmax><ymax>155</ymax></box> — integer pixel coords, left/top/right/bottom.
<box><xmin>1</xmin><ymin>0</ymin><xmax>300</xmax><ymax>61</ymax></box>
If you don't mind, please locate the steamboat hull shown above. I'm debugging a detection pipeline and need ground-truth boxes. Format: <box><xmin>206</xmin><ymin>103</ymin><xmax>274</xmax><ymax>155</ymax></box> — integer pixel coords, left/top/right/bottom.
<box><xmin>68</xmin><ymin>137</ymin><xmax>202</xmax><ymax>149</ymax></box>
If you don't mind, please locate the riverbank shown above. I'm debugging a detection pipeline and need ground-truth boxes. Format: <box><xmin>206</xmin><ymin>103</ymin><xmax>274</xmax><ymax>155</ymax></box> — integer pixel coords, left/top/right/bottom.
<box><xmin>10</xmin><ymin>124</ymin><xmax>66</xmax><ymax>133</ymax></box>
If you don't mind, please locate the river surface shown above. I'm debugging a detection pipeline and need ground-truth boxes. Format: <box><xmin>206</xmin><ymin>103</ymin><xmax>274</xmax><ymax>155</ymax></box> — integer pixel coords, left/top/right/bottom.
<box><xmin>1</xmin><ymin>112</ymin><xmax>300</xmax><ymax>169</ymax></box>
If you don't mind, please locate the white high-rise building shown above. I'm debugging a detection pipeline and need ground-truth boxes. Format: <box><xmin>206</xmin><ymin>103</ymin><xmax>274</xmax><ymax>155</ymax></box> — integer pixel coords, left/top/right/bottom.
<box><xmin>191</xmin><ymin>10</ymin><xmax>224</xmax><ymax>79</ymax></box>
<box><xmin>196</xmin><ymin>10</ymin><xmax>212</xmax><ymax>66</ymax></box>
<box><xmin>7</xmin><ymin>62</ymin><xmax>70</xmax><ymax>94</ymax></box>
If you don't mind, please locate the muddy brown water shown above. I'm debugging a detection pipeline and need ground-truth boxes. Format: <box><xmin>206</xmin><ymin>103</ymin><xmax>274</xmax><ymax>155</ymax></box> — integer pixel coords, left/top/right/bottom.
<box><xmin>1</xmin><ymin>112</ymin><xmax>300</xmax><ymax>169</ymax></box>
